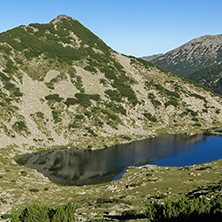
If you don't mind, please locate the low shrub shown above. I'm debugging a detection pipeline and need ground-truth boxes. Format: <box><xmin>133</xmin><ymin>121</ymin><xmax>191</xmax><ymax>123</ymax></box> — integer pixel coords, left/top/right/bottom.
<box><xmin>45</xmin><ymin>94</ymin><xmax>63</xmax><ymax>103</ymax></box>
<box><xmin>21</xmin><ymin>171</ymin><xmax>27</xmax><ymax>176</ymax></box>
<box><xmin>64</xmin><ymin>98</ymin><xmax>78</xmax><ymax>107</ymax></box>
<box><xmin>143</xmin><ymin>113</ymin><xmax>157</xmax><ymax>122</ymax></box>
<box><xmin>186</xmin><ymin>108</ymin><xmax>198</xmax><ymax>117</ymax></box>
<box><xmin>145</xmin><ymin>195</ymin><xmax>222</xmax><ymax>221</ymax></box>
<box><xmin>1</xmin><ymin>214</ymin><xmax>12</xmax><ymax>220</ymax></box>
<box><xmin>121</xmin><ymin>209</ymin><xmax>137</xmax><ymax>219</ymax></box>
<box><xmin>85</xmin><ymin>127</ymin><xmax>97</xmax><ymax>137</ymax></box>
<box><xmin>29</xmin><ymin>188</ymin><xmax>39</xmax><ymax>192</ymax></box>
<box><xmin>11</xmin><ymin>202</ymin><xmax>75</xmax><ymax>222</ymax></box>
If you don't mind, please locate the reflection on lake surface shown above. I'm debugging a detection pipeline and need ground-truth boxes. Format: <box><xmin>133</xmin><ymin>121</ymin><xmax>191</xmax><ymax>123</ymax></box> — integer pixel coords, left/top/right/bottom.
<box><xmin>16</xmin><ymin>134</ymin><xmax>222</xmax><ymax>186</ymax></box>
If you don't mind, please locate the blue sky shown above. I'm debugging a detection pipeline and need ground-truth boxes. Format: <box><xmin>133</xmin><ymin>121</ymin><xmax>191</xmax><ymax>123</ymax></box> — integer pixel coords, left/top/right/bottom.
<box><xmin>0</xmin><ymin>0</ymin><xmax>221</xmax><ymax>57</ymax></box>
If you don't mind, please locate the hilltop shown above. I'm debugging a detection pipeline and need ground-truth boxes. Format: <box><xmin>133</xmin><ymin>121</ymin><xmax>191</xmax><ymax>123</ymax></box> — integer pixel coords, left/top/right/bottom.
<box><xmin>151</xmin><ymin>34</ymin><xmax>222</xmax><ymax>77</ymax></box>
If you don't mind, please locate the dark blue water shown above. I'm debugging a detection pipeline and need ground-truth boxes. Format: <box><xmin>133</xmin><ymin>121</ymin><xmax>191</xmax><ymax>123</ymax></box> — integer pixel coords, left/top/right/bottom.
<box><xmin>152</xmin><ymin>135</ymin><xmax>222</xmax><ymax>166</ymax></box>
<box><xmin>16</xmin><ymin>134</ymin><xmax>222</xmax><ymax>185</ymax></box>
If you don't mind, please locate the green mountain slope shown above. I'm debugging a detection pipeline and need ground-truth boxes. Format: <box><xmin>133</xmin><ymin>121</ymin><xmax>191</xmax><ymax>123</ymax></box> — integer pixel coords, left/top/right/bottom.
<box><xmin>0</xmin><ymin>15</ymin><xmax>222</xmax><ymax>155</ymax></box>
<box><xmin>151</xmin><ymin>35</ymin><xmax>222</xmax><ymax>77</ymax></box>
<box><xmin>186</xmin><ymin>63</ymin><xmax>222</xmax><ymax>95</ymax></box>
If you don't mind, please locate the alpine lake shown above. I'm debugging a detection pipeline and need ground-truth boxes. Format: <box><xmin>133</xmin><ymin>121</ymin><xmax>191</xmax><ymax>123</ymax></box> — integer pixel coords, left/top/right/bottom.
<box><xmin>16</xmin><ymin>134</ymin><xmax>222</xmax><ymax>186</ymax></box>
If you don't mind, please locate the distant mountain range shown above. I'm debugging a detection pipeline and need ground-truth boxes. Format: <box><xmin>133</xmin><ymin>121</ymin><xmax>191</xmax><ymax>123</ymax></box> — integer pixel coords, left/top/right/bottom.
<box><xmin>0</xmin><ymin>15</ymin><xmax>221</xmax><ymax>152</ymax></box>
<box><xmin>150</xmin><ymin>34</ymin><xmax>222</xmax><ymax>77</ymax></box>
<box><xmin>140</xmin><ymin>53</ymin><xmax>163</xmax><ymax>61</ymax></box>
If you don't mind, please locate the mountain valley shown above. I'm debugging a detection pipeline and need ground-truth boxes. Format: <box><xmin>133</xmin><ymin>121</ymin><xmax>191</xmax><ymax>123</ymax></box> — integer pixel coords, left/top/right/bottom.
<box><xmin>1</xmin><ymin>15</ymin><xmax>222</xmax><ymax>220</ymax></box>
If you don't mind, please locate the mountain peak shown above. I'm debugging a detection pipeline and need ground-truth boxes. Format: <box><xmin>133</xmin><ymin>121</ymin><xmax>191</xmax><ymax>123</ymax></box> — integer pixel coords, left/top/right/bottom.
<box><xmin>50</xmin><ymin>14</ymin><xmax>76</xmax><ymax>25</ymax></box>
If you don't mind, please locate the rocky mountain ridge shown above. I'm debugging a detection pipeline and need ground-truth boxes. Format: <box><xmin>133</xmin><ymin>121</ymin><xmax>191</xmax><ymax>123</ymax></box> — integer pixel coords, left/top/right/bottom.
<box><xmin>0</xmin><ymin>15</ymin><xmax>222</xmax><ymax>156</ymax></box>
<box><xmin>151</xmin><ymin>34</ymin><xmax>222</xmax><ymax>77</ymax></box>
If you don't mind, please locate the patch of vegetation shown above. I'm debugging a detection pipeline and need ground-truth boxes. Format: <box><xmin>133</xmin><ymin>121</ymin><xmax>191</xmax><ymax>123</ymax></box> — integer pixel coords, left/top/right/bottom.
<box><xmin>143</xmin><ymin>112</ymin><xmax>157</xmax><ymax>122</ymax></box>
<box><xmin>186</xmin><ymin>63</ymin><xmax>222</xmax><ymax>95</ymax></box>
<box><xmin>121</xmin><ymin>209</ymin><xmax>137</xmax><ymax>219</ymax></box>
<box><xmin>148</xmin><ymin>93</ymin><xmax>161</xmax><ymax>108</ymax></box>
<box><xmin>194</xmin><ymin>123</ymin><xmax>202</xmax><ymax>127</ymax></box>
<box><xmin>75</xmin><ymin>114</ymin><xmax>84</xmax><ymax>120</ymax></box>
<box><xmin>105</xmin><ymin>89</ymin><xmax>122</xmax><ymax>102</ymax></box>
<box><xmin>112</xmin><ymin>79</ymin><xmax>138</xmax><ymax>104</ymax></box>
<box><xmin>73</xmin><ymin>76</ymin><xmax>84</xmax><ymax>93</ymax></box>
<box><xmin>45</xmin><ymin>94</ymin><xmax>63</xmax><ymax>103</ymax></box>
<box><xmin>29</xmin><ymin>188</ymin><xmax>39</xmax><ymax>192</ymax></box>
<box><xmin>12</xmin><ymin>121</ymin><xmax>29</xmax><ymax>135</ymax></box>
<box><xmin>101</xmin><ymin>65</ymin><xmax>138</xmax><ymax>104</ymax></box>
<box><xmin>96</xmin><ymin>197</ymin><xmax>121</xmax><ymax>204</ymax></box>
<box><xmin>179</xmin><ymin>111</ymin><xmax>188</xmax><ymax>118</ymax></box>
<box><xmin>52</xmin><ymin>110</ymin><xmax>62</xmax><ymax>123</ymax></box>
<box><xmin>1</xmin><ymin>214</ymin><xmax>13</xmax><ymax>220</ymax></box>
<box><xmin>85</xmin><ymin>127</ymin><xmax>97</xmax><ymax>137</ymax></box>
<box><xmin>106</xmin><ymin>120</ymin><xmax>118</xmax><ymax>129</ymax></box>
<box><xmin>192</xmin><ymin>117</ymin><xmax>199</xmax><ymax>122</ymax></box>
<box><xmin>11</xmin><ymin>202</ymin><xmax>75</xmax><ymax>222</ymax></box>
<box><xmin>106</xmin><ymin>102</ymin><xmax>126</xmax><ymax>115</ymax></box>
<box><xmin>145</xmin><ymin>195</ymin><xmax>222</xmax><ymax>222</ymax></box>
<box><xmin>94</xmin><ymin>117</ymin><xmax>104</xmax><ymax>127</ymax></box>
<box><xmin>64</xmin><ymin>98</ymin><xmax>78</xmax><ymax>107</ymax></box>
<box><xmin>0</xmin><ymin>72</ymin><xmax>23</xmax><ymax>98</ymax></box>
<box><xmin>84</xmin><ymin>110</ymin><xmax>91</xmax><ymax>118</ymax></box>
<box><xmin>186</xmin><ymin>108</ymin><xmax>198</xmax><ymax>117</ymax></box>
<box><xmin>190</xmin><ymin>93</ymin><xmax>207</xmax><ymax>102</ymax></box>
<box><xmin>68</xmin><ymin>121</ymin><xmax>79</xmax><ymax>129</ymax></box>
<box><xmin>121</xmin><ymin>135</ymin><xmax>132</xmax><ymax>141</ymax></box>
<box><xmin>155</xmin><ymin>84</ymin><xmax>180</xmax><ymax>98</ymax></box>
<box><xmin>73</xmin><ymin>93</ymin><xmax>100</xmax><ymax>108</ymax></box>
<box><xmin>21</xmin><ymin>171</ymin><xmax>27</xmax><ymax>176</ymax></box>
<box><xmin>3</xmin><ymin>59</ymin><xmax>18</xmax><ymax>74</ymax></box>
<box><xmin>196</xmin><ymin>166</ymin><xmax>212</xmax><ymax>171</ymax></box>
<box><xmin>100</xmin><ymin>78</ymin><xmax>108</xmax><ymax>86</ymax></box>
<box><xmin>84</xmin><ymin>65</ymin><xmax>97</xmax><ymax>73</ymax></box>
<box><xmin>101</xmin><ymin>109</ymin><xmax>119</xmax><ymax>121</ymax></box>
<box><xmin>68</xmin><ymin>67</ymin><xmax>76</xmax><ymax>78</ymax></box>
<box><xmin>36</xmin><ymin>111</ymin><xmax>44</xmax><ymax>119</ymax></box>
<box><xmin>1</xmin><ymin>198</ymin><xmax>7</xmax><ymax>204</ymax></box>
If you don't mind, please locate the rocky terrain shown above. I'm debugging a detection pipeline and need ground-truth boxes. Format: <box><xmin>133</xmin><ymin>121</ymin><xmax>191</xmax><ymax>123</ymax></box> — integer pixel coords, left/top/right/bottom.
<box><xmin>0</xmin><ymin>15</ymin><xmax>221</xmax><ymax>156</ymax></box>
<box><xmin>151</xmin><ymin>34</ymin><xmax>222</xmax><ymax>77</ymax></box>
